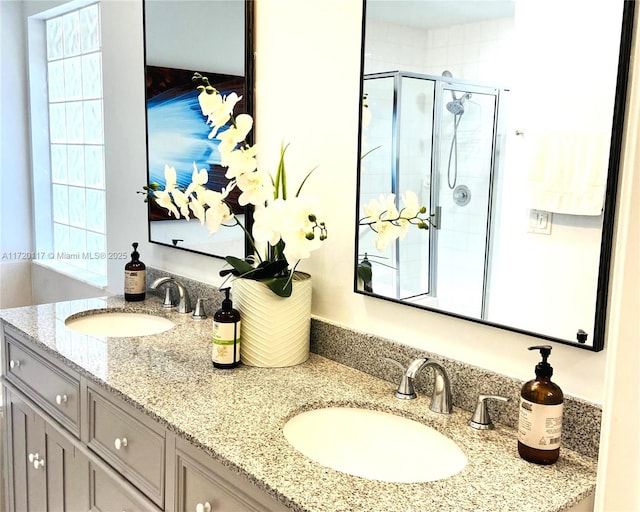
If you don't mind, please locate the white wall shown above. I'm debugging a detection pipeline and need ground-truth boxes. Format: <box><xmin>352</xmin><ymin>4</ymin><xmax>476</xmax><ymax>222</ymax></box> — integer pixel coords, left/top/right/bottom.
<box><xmin>0</xmin><ymin>0</ymin><xmax>34</xmax><ymax>308</ymax></box>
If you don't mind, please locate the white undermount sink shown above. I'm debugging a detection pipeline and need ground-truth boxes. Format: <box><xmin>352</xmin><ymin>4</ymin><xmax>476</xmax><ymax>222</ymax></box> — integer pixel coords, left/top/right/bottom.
<box><xmin>283</xmin><ymin>407</ymin><xmax>467</xmax><ymax>483</ymax></box>
<box><xmin>65</xmin><ymin>311</ymin><xmax>175</xmax><ymax>337</ymax></box>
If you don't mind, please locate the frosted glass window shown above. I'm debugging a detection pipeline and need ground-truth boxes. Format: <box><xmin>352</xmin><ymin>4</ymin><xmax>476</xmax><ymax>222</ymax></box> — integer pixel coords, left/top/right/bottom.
<box><xmin>52</xmin><ymin>184</ymin><xmax>69</xmax><ymax>223</ymax></box>
<box><xmin>67</xmin><ymin>145</ymin><xmax>85</xmax><ymax>186</ymax></box>
<box><xmin>68</xmin><ymin>186</ymin><xmax>86</xmax><ymax>228</ymax></box>
<box><xmin>79</xmin><ymin>5</ymin><xmax>100</xmax><ymax>52</ymax></box>
<box><xmin>83</xmin><ymin>100</ymin><xmax>103</xmax><ymax>143</ymax></box>
<box><xmin>85</xmin><ymin>189</ymin><xmax>105</xmax><ymax>232</ymax></box>
<box><xmin>42</xmin><ymin>3</ymin><xmax>105</xmax><ymax>278</ymax></box>
<box><xmin>82</xmin><ymin>54</ymin><xmax>102</xmax><ymax>98</ymax></box>
<box><xmin>62</xmin><ymin>12</ymin><xmax>80</xmax><ymax>57</ymax></box>
<box><xmin>49</xmin><ymin>104</ymin><xmax>67</xmax><ymax>143</ymax></box>
<box><xmin>46</xmin><ymin>17</ymin><xmax>63</xmax><ymax>60</ymax></box>
<box><xmin>53</xmin><ymin>223</ymin><xmax>70</xmax><ymax>255</ymax></box>
<box><xmin>51</xmin><ymin>145</ymin><xmax>68</xmax><ymax>184</ymax></box>
<box><xmin>63</xmin><ymin>57</ymin><xmax>82</xmax><ymax>100</ymax></box>
<box><xmin>48</xmin><ymin>61</ymin><xmax>65</xmax><ymax>102</ymax></box>
<box><xmin>84</xmin><ymin>146</ymin><xmax>104</xmax><ymax>188</ymax></box>
<box><xmin>65</xmin><ymin>102</ymin><xmax>83</xmax><ymax>142</ymax></box>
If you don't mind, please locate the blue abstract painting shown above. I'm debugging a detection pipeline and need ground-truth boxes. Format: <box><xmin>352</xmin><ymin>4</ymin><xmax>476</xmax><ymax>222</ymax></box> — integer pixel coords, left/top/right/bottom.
<box><xmin>145</xmin><ymin>66</ymin><xmax>245</xmax><ymax>220</ymax></box>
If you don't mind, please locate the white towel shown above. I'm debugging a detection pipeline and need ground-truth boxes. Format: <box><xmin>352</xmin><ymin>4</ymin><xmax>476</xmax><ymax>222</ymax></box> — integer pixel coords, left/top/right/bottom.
<box><xmin>525</xmin><ymin>131</ymin><xmax>610</xmax><ymax>216</ymax></box>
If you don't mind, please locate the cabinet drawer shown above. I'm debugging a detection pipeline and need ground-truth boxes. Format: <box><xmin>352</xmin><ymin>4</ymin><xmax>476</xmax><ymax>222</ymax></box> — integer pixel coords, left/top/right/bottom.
<box><xmin>90</xmin><ymin>462</ymin><xmax>161</xmax><ymax>512</ymax></box>
<box><xmin>4</xmin><ymin>334</ymin><xmax>80</xmax><ymax>437</ymax></box>
<box><xmin>87</xmin><ymin>386</ymin><xmax>165</xmax><ymax>508</ymax></box>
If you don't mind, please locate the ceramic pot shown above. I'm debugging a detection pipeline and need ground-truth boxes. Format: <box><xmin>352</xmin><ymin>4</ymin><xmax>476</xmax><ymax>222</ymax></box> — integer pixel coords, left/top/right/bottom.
<box><xmin>231</xmin><ymin>273</ymin><xmax>312</xmax><ymax>367</ymax></box>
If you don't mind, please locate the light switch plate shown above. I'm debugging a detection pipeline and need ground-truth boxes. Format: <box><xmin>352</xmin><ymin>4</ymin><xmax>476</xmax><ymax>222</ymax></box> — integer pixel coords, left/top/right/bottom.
<box><xmin>528</xmin><ymin>209</ymin><xmax>552</xmax><ymax>235</ymax></box>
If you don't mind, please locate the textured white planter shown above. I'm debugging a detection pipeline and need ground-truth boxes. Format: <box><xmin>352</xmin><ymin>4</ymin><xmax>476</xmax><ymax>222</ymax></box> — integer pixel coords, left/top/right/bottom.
<box><xmin>232</xmin><ymin>274</ymin><xmax>312</xmax><ymax>367</ymax></box>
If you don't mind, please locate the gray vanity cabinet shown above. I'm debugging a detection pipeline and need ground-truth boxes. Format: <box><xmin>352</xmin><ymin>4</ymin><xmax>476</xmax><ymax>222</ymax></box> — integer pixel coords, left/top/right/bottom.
<box><xmin>1</xmin><ymin>324</ymin><xmax>291</xmax><ymax>512</ymax></box>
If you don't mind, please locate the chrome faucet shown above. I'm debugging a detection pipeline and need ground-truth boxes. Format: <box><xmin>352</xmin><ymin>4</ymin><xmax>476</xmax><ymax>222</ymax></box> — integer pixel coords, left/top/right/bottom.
<box><xmin>150</xmin><ymin>277</ymin><xmax>192</xmax><ymax>314</ymax></box>
<box><xmin>384</xmin><ymin>357</ymin><xmax>453</xmax><ymax>414</ymax></box>
<box><xmin>423</xmin><ymin>361</ymin><xmax>453</xmax><ymax>414</ymax></box>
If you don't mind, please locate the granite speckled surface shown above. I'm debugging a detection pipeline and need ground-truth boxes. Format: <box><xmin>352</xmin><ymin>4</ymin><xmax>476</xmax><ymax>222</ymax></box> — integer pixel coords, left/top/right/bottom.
<box><xmin>0</xmin><ymin>296</ymin><xmax>597</xmax><ymax>512</ymax></box>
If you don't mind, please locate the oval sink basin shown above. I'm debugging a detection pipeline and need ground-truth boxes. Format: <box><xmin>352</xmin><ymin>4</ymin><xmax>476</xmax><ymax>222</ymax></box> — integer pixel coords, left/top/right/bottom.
<box><xmin>283</xmin><ymin>407</ymin><xmax>466</xmax><ymax>483</ymax></box>
<box><xmin>65</xmin><ymin>311</ymin><xmax>175</xmax><ymax>337</ymax></box>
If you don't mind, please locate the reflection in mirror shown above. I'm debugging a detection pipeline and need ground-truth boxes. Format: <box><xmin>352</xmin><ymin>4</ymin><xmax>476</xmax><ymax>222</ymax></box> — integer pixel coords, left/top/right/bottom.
<box><xmin>143</xmin><ymin>0</ymin><xmax>252</xmax><ymax>258</ymax></box>
<box><xmin>355</xmin><ymin>1</ymin><xmax>634</xmax><ymax>351</ymax></box>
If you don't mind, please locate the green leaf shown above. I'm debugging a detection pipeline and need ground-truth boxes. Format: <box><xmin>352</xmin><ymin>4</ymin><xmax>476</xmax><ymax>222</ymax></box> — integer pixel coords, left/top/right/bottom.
<box><xmin>263</xmin><ymin>276</ymin><xmax>293</xmax><ymax>297</ymax></box>
<box><xmin>224</xmin><ymin>256</ymin><xmax>255</xmax><ymax>276</ymax></box>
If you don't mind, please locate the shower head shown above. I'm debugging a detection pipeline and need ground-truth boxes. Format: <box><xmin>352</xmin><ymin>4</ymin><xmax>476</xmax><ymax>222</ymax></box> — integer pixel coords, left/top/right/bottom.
<box><xmin>446</xmin><ymin>99</ymin><xmax>465</xmax><ymax>116</ymax></box>
<box><xmin>446</xmin><ymin>93</ymin><xmax>471</xmax><ymax>115</ymax></box>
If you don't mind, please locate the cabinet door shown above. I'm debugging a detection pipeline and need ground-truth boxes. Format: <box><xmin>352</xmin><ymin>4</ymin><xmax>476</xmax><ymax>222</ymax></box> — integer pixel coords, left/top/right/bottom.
<box><xmin>44</xmin><ymin>421</ymin><xmax>89</xmax><ymax>512</ymax></box>
<box><xmin>6</xmin><ymin>390</ymin><xmax>46</xmax><ymax>512</ymax></box>
<box><xmin>173</xmin><ymin>438</ymin><xmax>290</xmax><ymax>512</ymax></box>
<box><xmin>5</xmin><ymin>388</ymin><xmax>90</xmax><ymax>512</ymax></box>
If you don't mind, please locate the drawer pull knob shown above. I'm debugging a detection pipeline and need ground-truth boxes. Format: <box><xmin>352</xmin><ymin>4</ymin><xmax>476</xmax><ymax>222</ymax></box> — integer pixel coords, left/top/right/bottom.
<box><xmin>28</xmin><ymin>453</ymin><xmax>45</xmax><ymax>469</ymax></box>
<box><xmin>196</xmin><ymin>502</ymin><xmax>212</xmax><ymax>512</ymax></box>
<box><xmin>9</xmin><ymin>360</ymin><xmax>21</xmax><ymax>369</ymax></box>
<box><xmin>114</xmin><ymin>437</ymin><xmax>128</xmax><ymax>450</ymax></box>
<box><xmin>55</xmin><ymin>394</ymin><xmax>68</xmax><ymax>405</ymax></box>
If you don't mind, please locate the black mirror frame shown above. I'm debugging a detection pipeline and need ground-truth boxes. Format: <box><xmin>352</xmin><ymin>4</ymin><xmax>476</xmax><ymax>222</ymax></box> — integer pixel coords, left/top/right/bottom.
<box><xmin>353</xmin><ymin>0</ymin><xmax>635</xmax><ymax>352</ymax></box>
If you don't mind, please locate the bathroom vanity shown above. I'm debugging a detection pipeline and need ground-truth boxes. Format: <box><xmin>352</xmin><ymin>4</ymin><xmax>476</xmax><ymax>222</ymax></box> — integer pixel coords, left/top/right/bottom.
<box><xmin>1</xmin><ymin>296</ymin><xmax>597</xmax><ymax>512</ymax></box>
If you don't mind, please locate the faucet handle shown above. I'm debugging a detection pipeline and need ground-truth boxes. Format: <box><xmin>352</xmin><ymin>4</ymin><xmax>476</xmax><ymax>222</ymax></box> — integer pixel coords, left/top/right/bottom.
<box><xmin>191</xmin><ymin>298</ymin><xmax>210</xmax><ymax>320</ymax></box>
<box><xmin>469</xmin><ymin>394</ymin><xmax>509</xmax><ymax>430</ymax></box>
<box><xmin>382</xmin><ymin>357</ymin><xmax>428</xmax><ymax>400</ymax></box>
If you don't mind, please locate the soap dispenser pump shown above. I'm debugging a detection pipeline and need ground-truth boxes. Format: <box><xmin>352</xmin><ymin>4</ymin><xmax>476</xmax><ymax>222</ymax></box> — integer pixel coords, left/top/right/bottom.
<box><xmin>517</xmin><ymin>345</ymin><xmax>564</xmax><ymax>465</ymax></box>
<box><xmin>211</xmin><ymin>288</ymin><xmax>241</xmax><ymax>369</ymax></box>
<box><xmin>124</xmin><ymin>242</ymin><xmax>146</xmax><ymax>302</ymax></box>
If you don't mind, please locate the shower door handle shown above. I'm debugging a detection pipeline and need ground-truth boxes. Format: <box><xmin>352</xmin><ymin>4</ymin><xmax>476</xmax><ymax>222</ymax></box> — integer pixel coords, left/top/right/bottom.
<box><xmin>432</xmin><ymin>206</ymin><xmax>442</xmax><ymax>229</ymax></box>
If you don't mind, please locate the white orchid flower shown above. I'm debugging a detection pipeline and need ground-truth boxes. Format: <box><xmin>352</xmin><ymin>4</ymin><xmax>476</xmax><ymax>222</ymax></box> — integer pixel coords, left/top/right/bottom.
<box><xmin>185</xmin><ymin>163</ymin><xmax>209</xmax><ymax>197</ymax></box>
<box><xmin>236</xmin><ymin>169</ymin><xmax>272</xmax><ymax>206</ymax></box>
<box><xmin>163</xmin><ymin>164</ymin><xmax>177</xmax><ymax>191</ymax></box>
<box><xmin>154</xmin><ymin>189</ymin><xmax>179</xmax><ymax>218</ymax></box>
<box><xmin>217</xmin><ymin>115</ymin><xmax>254</xmax><ymax>158</ymax></box>
<box><xmin>205</xmin><ymin>199</ymin><xmax>234</xmax><ymax>235</ymax></box>
<box><xmin>224</xmin><ymin>144</ymin><xmax>258</xmax><ymax>180</ymax></box>
<box><xmin>200</xmin><ymin>92</ymin><xmax>243</xmax><ymax>139</ymax></box>
<box><xmin>169</xmin><ymin>189</ymin><xmax>189</xmax><ymax>219</ymax></box>
<box><xmin>252</xmin><ymin>199</ymin><xmax>288</xmax><ymax>246</ymax></box>
<box><xmin>279</xmin><ymin>197</ymin><xmax>324</xmax><ymax>262</ymax></box>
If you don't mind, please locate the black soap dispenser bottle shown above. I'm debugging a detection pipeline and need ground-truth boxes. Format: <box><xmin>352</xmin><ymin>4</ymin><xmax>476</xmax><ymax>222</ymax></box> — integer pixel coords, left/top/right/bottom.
<box><xmin>124</xmin><ymin>242</ymin><xmax>146</xmax><ymax>302</ymax></box>
<box><xmin>517</xmin><ymin>345</ymin><xmax>564</xmax><ymax>465</ymax></box>
<box><xmin>212</xmin><ymin>288</ymin><xmax>241</xmax><ymax>369</ymax></box>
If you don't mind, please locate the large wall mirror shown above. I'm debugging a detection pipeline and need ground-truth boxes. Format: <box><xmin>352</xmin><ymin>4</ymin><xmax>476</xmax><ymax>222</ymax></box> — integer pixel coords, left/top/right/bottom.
<box><xmin>142</xmin><ymin>0</ymin><xmax>254</xmax><ymax>259</ymax></box>
<box><xmin>355</xmin><ymin>0</ymin><xmax>634</xmax><ymax>351</ymax></box>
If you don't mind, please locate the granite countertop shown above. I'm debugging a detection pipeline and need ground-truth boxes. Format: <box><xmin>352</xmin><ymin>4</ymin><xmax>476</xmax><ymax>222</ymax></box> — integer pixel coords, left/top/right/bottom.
<box><xmin>0</xmin><ymin>296</ymin><xmax>597</xmax><ymax>512</ymax></box>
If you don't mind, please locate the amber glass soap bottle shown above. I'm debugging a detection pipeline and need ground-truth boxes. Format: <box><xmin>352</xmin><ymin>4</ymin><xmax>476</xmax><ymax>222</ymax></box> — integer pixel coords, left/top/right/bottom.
<box><xmin>124</xmin><ymin>242</ymin><xmax>146</xmax><ymax>302</ymax></box>
<box><xmin>517</xmin><ymin>345</ymin><xmax>564</xmax><ymax>465</ymax></box>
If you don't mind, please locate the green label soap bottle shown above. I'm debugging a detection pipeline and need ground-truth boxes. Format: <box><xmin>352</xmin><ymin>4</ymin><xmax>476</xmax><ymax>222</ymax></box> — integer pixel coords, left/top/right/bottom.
<box><xmin>212</xmin><ymin>288</ymin><xmax>241</xmax><ymax>369</ymax></box>
<box><xmin>517</xmin><ymin>345</ymin><xmax>564</xmax><ymax>465</ymax></box>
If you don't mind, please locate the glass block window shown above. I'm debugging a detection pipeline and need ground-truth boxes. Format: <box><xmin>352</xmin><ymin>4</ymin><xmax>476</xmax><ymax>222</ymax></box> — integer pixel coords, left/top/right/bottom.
<box><xmin>45</xmin><ymin>3</ymin><xmax>106</xmax><ymax>277</ymax></box>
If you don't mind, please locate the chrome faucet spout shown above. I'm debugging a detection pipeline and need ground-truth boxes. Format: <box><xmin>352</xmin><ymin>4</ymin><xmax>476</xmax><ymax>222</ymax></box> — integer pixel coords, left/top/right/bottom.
<box><xmin>150</xmin><ymin>277</ymin><xmax>192</xmax><ymax>314</ymax></box>
<box><xmin>424</xmin><ymin>361</ymin><xmax>453</xmax><ymax>414</ymax></box>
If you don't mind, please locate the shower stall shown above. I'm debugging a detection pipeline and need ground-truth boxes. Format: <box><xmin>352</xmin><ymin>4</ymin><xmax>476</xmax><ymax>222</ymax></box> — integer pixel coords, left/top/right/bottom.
<box><xmin>358</xmin><ymin>71</ymin><xmax>507</xmax><ymax>319</ymax></box>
